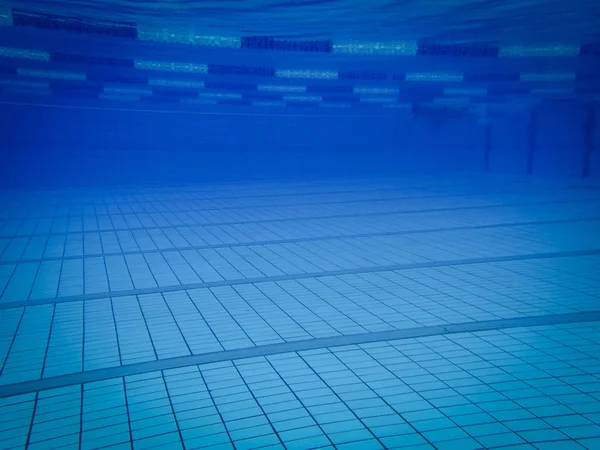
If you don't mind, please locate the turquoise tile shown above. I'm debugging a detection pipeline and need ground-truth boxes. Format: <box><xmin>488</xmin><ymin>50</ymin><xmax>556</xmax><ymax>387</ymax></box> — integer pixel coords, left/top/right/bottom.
<box><xmin>233</xmin><ymin>433</ymin><xmax>281</xmax><ymax>450</ymax></box>
<box><xmin>464</xmin><ymin>422</ymin><xmax>510</xmax><ymax>437</ymax></box>
<box><xmin>81</xmin><ymin>431</ymin><xmax>130</xmax><ymax>450</ymax></box>
<box><xmin>308</xmin><ymin>402</ymin><xmax>349</xmax><ymax>416</ymax></box>
<box><xmin>476</xmin><ymin>432</ymin><xmax>525</xmax><ymax>448</ymax></box>
<box><xmin>580</xmin><ymin>437</ymin><xmax>600</xmax><ymax>449</ymax></box>
<box><xmin>534</xmin><ymin>441</ymin><xmax>587</xmax><ymax>449</ymax></box>
<box><xmin>518</xmin><ymin>429</ymin><xmax>568</xmax><ymax>443</ymax></box>
<box><xmin>412</xmin><ymin>417</ymin><xmax>456</xmax><ymax>432</ymax></box>
<box><xmin>181</xmin><ymin>432</ymin><xmax>231</xmax><ymax>449</ymax></box>
<box><xmin>380</xmin><ymin>433</ymin><xmax>428</xmax><ymax>448</ymax></box>
<box><xmin>262</xmin><ymin>400</ymin><xmax>303</xmax><ymax>415</ymax></box>
<box><xmin>27</xmin><ymin>433</ymin><xmax>80</xmax><ymax>450</ymax></box>
<box><xmin>283</xmin><ymin>434</ymin><xmax>330</xmax><ymax>450</ymax></box>
<box><xmin>391</xmin><ymin>400</ymin><xmax>432</xmax><ymax>414</ymax></box>
<box><xmin>180</xmin><ymin>423</ymin><xmax>227</xmax><ymax>441</ymax></box>
<box><xmin>253</xmin><ymin>386</ymin><xmax>291</xmax><ymax>398</ymax></box>
<box><xmin>369</xmin><ymin>423</ymin><xmax>414</xmax><ymax>438</ymax></box>
<box><xmin>29</xmin><ymin>423</ymin><xmax>80</xmax><ymax>443</ymax></box>
<box><xmin>544</xmin><ymin>415</ymin><xmax>592</xmax><ymax>428</ymax></box>
<box><xmin>217</xmin><ymin>399</ymin><xmax>259</xmax><ymax>414</ymax></box>
<box><xmin>131</xmin><ymin>419</ymin><xmax>178</xmax><ymax>441</ymax></box>
<box><xmin>560</xmin><ymin>425</ymin><xmax>600</xmax><ymax>439</ymax></box>
<box><xmin>403</xmin><ymin>409</ymin><xmax>445</xmax><ymax>422</ymax></box>
<box><xmin>229</xmin><ymin>424</ymin><xmax>275</xmax><ymax>446</ymax></box>
<box><xmin>362</xmin><ymin>414</ymin><xmax>405</xmax><ymax>428</ymax></box>
<box><xmin>82</xmin><ymin>405</ymin><xmax>128</xmax><ymax>423</ymax></box>
<box><xmin>127</xmin><ymin>398</ymin><xmax>171</xmax><ymax>416</ymax></box>
<box><xmin>490</xmin><ymin>409</ymin><xmax>536</xmax><ymax>421</ymax></box>
<box><xmin>258</xmin><ymin>393</ymin><xmax>298</xmax><ymax>408</ymax></box>
<box><xmin>335</xmin><ymin>439</ymin><xmax>384</xmax><ymax>450</ymax></box>
<box><xmin>221</xmin><ymin>407</ymin><xmax>263</xmax><ymax>422</ymax></box>
<box><xmin>352</xmin><ymin>405</ymin><xmax>396</xmax><ymax>419</ymax></box>
<box><xmin>504</xmin><ymin>419</ymin><xmax>551</xmax><ymax>432</ymax></box>
<box><xmin>177</xmin><ymin>413</ymin><xmax>222</xmax><ymax>430</ymax></box>
<box><xmin>301</xmin><ymin>395</ymin><xmax>340</xmax><ymax>407</ymax></box>
<box><xmin>226</xmin><ymin>415</ymin><xmax>270</xmax><ymax>432</ymax></box>
<box><xmin>272</xmin><ymin>416</ymin><xmax>315</xmax><ymax>432</ymax></box>
<box><xmin>328</xmin><ymin>428</ymin><xmax>374</xmax><ymax>445</ymax></box>
<box><xmin>440</xmin><ymin>404</ymin><xmax>482</xmax><ymax>417</ymax></box>
<box><xmin>268</xmin><ymin>408</ymin><xmax>309</xmax><ymax>423</ymax></box>
<box><xmin>173</xmin><ymin>404</ymin><xmax>217</xmax><ymax>419</ymax></box>
<box><xmin>133</xmin><ymin>431</ymin><xmax>183</xmax><ymax>450</ymax></box>
<box><xmin>529</xmin><ymin>405</ymin><xmax>576</xmax><ymax>418</ymax></box>
<box><xmin>433</xmin><ymin>437</ymin><xmax>483</xmax><ymax>450</ymax></box>
<box><xmin>321</xmin><ymin>419</ymin><xmax>364</xmax><ymax>435</ymax></box>
<box><xmin>478</xmin><ymin>400</ymin><xmax>520</xmax><ymax>412</ymax></box>
<box><xmin>82</xmin><ymin>414</ymin><xmax>129</xmax><ymax>432</ymax></box>
<box><xmin>570</xmin><ymin>403</ymin><xmax>600</xmax><ymax>414</ymax></box>
<box><xmin>212</xmin><ymin>391</ymin><xmax>254</xmax><ymax>405</ymax></box>
<box><xmin>423</xmin><ymin>426</ymin><xmax>468</xmax><ymax>443</ymax></box>
<box><xmin>279</xmin><ymin>425</ymin><xmax>323</xmax><ymax>442</ymax></box>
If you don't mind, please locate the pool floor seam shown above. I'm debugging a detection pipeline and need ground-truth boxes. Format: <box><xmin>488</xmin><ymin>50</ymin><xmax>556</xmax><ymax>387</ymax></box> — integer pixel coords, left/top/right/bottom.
<box><xmin>2</xmin><ymin>247</ymin><xmax>599</xmax><ymax>309</ymax></box>
<box><xmin>1</xmin><ymin>215</ymin><xmax>599</xmax><ymax>266</ymax></box>
<box><xmin>1</xmin><ymin>310</ymin><xmax>599</xmax><ymax>399</ymax></box>
<box><xmin>0</xmin><ymin>184</ymin><xmax>583</xmax><ymax>222</ymax></box>
<box><xmin>2</xmin><ymin>195</ymin><xmax>599</xmax><ymax>240</ymax></box>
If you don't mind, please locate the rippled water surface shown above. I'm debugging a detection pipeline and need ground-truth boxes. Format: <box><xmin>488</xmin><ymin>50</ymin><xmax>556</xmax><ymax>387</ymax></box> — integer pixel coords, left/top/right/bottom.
<box><xmin>4</xmin><ymin>0</ymin><xmax>600</xmax><ymax>43</ymax></box>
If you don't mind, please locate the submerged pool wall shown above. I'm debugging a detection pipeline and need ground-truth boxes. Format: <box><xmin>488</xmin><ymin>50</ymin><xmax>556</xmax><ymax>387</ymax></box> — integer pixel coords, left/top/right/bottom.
<box><xmin>1</xmin><ymin>101</ymin><xmax>598</xmax><ymax>188</ymax></box>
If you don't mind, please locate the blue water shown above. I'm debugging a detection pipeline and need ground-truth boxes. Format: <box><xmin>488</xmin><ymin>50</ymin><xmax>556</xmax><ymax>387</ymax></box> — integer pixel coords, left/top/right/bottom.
<box><xmin>4</xmin><ymin>0</ymin><xmax>600</xmax><ymax>43</ymax></box>
<box><xmin>1</xmin><ymin>2</ymin><xmax>600</xmax><ymax>450</ymax></box>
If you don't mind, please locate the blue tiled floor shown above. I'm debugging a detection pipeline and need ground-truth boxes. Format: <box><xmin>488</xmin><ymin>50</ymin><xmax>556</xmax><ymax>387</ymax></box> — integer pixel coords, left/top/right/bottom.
<box><xmin>0</xmin><ymin>173</ymin><xmax>599</xmax><ymax>449</ymax></box>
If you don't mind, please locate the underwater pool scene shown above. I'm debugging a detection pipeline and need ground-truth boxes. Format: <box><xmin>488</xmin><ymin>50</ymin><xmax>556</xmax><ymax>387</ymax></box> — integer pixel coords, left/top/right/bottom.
<box><xmin>1</xmin><ymin>0</ymin><xmax>600</xmax><ymax>449</ymax></box>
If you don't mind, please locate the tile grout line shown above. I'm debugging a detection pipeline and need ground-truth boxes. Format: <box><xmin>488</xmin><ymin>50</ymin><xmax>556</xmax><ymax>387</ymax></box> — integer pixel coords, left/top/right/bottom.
<box><xmin>1</xmin><ymin>176</ymin><xmax>476</xmax><ymax>204</ymax></box>
<box><xmin>2</xmin><ymin>196</ymin><xmax>599</xmax><ymax>240</ymax></box>
<box><xmin>0</xmin><ymin>184</ymin><xmax>584</xmax><ymax>222</ymax></box>
<box><xmin>0</xmin><ymin>187</ymin><xmax>514</xmax><ymax>218</ymax></box>
<box><xmin>1</xmin><ymin>248</ymin><xmax>599</xmax><ymax>310</ymax></box>
<box><xmin>1</xmin><ymin>310</ymin><xmax>599</xmax><ymax>399</ymax></box>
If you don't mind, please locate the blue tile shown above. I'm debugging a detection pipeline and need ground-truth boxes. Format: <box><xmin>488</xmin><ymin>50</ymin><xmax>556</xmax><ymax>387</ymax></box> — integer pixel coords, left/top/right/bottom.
<box><xmin>279</xmin><ymin>425</ymin><xmax>323</xmax><ymax>442</ymax></box>
<box><xmin>268</xmin><ymin>408</ymin><xmax>310</xmax><ymax>423</ymax></box>
<box><xmin>504</xmin><ymin>419</ymin><xmax>551</xmax><ymax>432</ymax></box>
<box><xmin>321</xmin><ymin>420</ymin><xmax>365</xmax><ymax>435</ymax></box>
<box><xmin>226</xmin><ymin>415</ymin><xmax>270</xmax><ymax>432</ymax></box>
<box><xmin>534</xmin><ymin>440</ymin><xmax>587</xmax><ymax>449</ymax></box>
<box><xmin>580</xmin><ymin>437</ymin><xmax>600</xmax><ymax>449</ymax></box>
<box><xmin>369</xmin><ymin>423</ymin><xmax>414</xmax><ymax>438</ymax></box>
<box><xmin>181</xmin><ymin>423</ymin><xmax>227</xmax><ymax>440</ymax></box>
<box><xmin>476</xmin><ymin>432</ymin><xmax>525</xmax><ymax>448</ymax></box>
<box><xmin>434</xmin><ymin>437</ymin><xmax>483</xmax><ymax>450</ymax></box>
<box><xmin>380</xmin><ymin>433</ymin><xmax>428</xmax><ymax>448</ymax></box>
<box><xmin>173</xmin><ymin>404</ymin><xmax>217</xmax><ymax>419</ymax></box>
<box><xmin>423</xmin><ymin>426</ymin><xmax>468</xmax><ymax>442</ymax></box>
<box><xmin>328</xmin><ymin>428</ymin><xmax>374</xmax><ymax>445</ymax></box>
<box><xmin>412</xmin><ymin>417</ymin><xmax>456</xmax><ymax>432</ymax></box>
<box><xmin>181</xmin><ymin>432</ymin><xmax>230</xmax><ymax>449</ymax></box>
<box><xmin>559</xmin><ymin>425</ymin><xmax>600</xmax><ymax>439</ymax></box>
<box><xmin>234</xmin><ymin>433</ymin><xmax>281</xmax><ymax>450</ymax></box>
<box><xmin>544</xmin><ymin>415</ymin><xmax>592</xmax><ymax>428</ymax></box>
<box><xmin>362</xmin><ymin>414</ymin><xmax>405</xmax><ymax>428</ymax></box>
<box><xmin>283</xmin><ymin>434</ymin><xmax>330</xmax><ymax>450</ymax></box>
<box><xmin>177</xmin><ymin>413</ymin><xmax>222</xmax><ymax>430</ymax></box>
<box><xmin>518</xmin><ymin>429</ymin><xmax>568</xmax><ymax>443</ymax></box>
<box><xmin>336</xmin><ymin>439</ymin><xmax>384</xmax><ymax>450</ymax></box>
<box><xmin>273</xmin><ymin>416</ymin><xmax>316</xmax><ymax>432</ymax></box>
<box><xmin>81</xmin><ymin>431</ymin><xmax>130</xmax><ymax>450</ymax></box>
<box><xmin>404</xmin><ymin>409</ymin><xmax>445</xmax><ymax>422</ymax></box>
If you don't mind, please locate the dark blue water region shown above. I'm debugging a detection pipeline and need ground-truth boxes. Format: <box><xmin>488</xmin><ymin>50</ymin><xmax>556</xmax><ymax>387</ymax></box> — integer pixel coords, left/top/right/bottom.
<box><xmin>7</xmin><ymin>8</ymin><xmax>600</xmax><ymax>56</ymax></box>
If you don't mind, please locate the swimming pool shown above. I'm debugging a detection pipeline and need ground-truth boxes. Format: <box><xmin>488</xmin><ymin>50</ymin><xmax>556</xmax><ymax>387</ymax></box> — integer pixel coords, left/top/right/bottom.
<box><xmin>0</xmin><ymin>1</ymin><xmax>599</xmax><ymax>449</ymax></box>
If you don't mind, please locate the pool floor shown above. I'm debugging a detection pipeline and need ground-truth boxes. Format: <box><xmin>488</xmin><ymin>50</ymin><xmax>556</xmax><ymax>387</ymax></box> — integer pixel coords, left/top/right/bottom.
<box><xmin>0</xmin><ymin>172</ymin><xmax>599</xmax><ymax>449</ymax></box>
